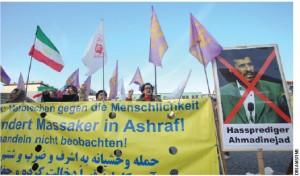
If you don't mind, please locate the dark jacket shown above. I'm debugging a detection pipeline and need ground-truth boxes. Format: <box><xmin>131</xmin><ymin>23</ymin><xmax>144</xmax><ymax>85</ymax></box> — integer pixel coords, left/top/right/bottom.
<box><xmin>42</xmin><ymin>93</ymin><xmax>79</xmax><ymax>102</ymax></box>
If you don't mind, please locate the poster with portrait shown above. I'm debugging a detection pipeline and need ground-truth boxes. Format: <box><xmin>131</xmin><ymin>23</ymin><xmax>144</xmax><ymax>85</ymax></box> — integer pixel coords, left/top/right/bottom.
<box><xmin>212</xmin><ymin>44</ymin><xmax>293</xmax><ymax>151</ymax></box>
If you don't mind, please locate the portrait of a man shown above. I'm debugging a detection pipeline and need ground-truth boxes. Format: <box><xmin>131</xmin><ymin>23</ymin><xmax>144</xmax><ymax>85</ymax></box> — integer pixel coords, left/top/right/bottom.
<box><xmin>215</xmin><ymin>46</ymin><xmax>291</xmax><ymax>124</ymax></box>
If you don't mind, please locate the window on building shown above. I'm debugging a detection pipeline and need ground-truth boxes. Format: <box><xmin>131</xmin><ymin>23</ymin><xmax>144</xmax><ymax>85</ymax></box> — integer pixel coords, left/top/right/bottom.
<box><xmin>182</xmin><ymin>96</ymin><xmax>185</xmax><ymax>99</ymax></box>
<box><xmin>186</xmin><ymin>95</ymin><xmax>189</xmax><ymax>99</ymax></box>
<box><xmin>192</xmin><ymin>95</ymin><xmax>195</xmax><ymax>99</ymax></box>
<box><xmin>195</xmin><ymin>95</ymin><xmax>199</xmax><ymax>98</ymax></box>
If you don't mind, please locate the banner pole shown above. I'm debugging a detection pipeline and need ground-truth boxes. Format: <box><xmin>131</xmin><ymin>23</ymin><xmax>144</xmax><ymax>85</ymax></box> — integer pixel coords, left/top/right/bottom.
<box><xmin>257</xmin><ymin>149</ymin><xmax>265</xmax><ymax>174</ymax></box>
<box><xmin>212</xmin><ymin>98</ymin><xmax>228</xmax><ymax>175</ymax></box>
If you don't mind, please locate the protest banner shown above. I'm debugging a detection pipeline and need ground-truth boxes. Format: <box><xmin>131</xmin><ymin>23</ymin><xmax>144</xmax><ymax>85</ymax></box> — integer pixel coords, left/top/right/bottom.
<box><xmin>1</xmin><ymin>98</ymin><xmax>219</xmax><ymax>174</ymax></box>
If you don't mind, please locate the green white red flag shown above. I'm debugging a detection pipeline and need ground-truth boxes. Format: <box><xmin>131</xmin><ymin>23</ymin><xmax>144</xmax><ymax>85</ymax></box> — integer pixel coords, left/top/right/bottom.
<box><xmin>29</xmin><ymin>26</ymin><xmax>64</xmax><ymax>72</ymax></box>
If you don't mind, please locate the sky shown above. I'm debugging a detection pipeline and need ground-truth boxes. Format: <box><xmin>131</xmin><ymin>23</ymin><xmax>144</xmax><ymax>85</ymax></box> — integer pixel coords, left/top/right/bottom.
<box><xmin>0</xmin><ymin>1</ymin><xmax>294</xmax><ymax>96</ymax></box>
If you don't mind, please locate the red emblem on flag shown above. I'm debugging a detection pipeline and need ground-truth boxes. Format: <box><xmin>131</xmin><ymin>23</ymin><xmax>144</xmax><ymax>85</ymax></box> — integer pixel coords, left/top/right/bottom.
<box><xmin>94</xmin><ymin>36</ymin><xmax>104</xmax><ymax>58</ymax></box>
<box><xmin>95</xmin><ymin>44</ymin><xmax>103</xmax><ymax>54</ymax></box>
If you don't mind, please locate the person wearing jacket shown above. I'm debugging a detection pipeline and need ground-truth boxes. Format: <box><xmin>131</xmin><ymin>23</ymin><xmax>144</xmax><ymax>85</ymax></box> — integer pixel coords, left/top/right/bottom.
<box><xmin>126</xmin><ymin>83</ymin><xmax>161</xmax><ymax>102</ymax></box>
<box><xmin>42</xmin><ymin>85</ymin><xmax>79</xmax><ymax>102</ymax></box>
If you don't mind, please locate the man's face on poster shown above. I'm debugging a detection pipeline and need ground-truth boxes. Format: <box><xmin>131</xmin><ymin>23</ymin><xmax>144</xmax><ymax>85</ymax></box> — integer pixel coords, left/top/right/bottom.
<box><xmin>233</xmin><ymin>56</ymin><xmax>255</xmax><ymax>82</ymax></box>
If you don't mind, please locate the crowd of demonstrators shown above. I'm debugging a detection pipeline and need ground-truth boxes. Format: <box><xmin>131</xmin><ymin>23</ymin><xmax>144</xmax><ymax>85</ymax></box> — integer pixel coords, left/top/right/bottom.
<box><xmin>6</xmin><ymin>88</ymin><xmax>26</xmax><ymax>103</ymax></box>
<box><xmin>126</xmin><ymin>83</ymin><xmax>161</xmax><ymax>102</ymax></box>
<box><xmin>5</xmin><ymin>82</ymin><xmax>160</xmax><ymax>103</ymax></box>
<box><xmin>42</xmin><ymin>85</ymin><xmax>79</xmax><ymax>102</ymax></box>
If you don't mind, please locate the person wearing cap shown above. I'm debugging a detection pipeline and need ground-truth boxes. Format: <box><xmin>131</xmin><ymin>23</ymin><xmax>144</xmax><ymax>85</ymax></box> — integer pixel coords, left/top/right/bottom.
<box><xmin>220</xmin><ymin>52</ymin><xmax>290</xmax><ymax>124</ymax></box>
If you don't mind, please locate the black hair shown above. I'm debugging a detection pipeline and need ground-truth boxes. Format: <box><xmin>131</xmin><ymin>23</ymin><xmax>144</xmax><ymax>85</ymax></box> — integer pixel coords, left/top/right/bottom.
<box><xmin>140</xmin><ymin>83</ymin><xmax>154</xmax><ymax>93</ymax></box>
<box><xmin>96</xmin><ymin>90</ymin><xmax>107</xmax><ymax>98</ymax></box>
<box><xmin>66</xmin><ymin>85</ymin><xmax>78</xmax><ymax>94</ymax></box>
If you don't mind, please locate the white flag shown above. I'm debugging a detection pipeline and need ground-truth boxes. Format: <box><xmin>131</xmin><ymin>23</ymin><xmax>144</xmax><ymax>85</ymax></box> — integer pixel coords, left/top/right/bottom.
<box><xmin>82</xmin><ymin>20</ymin><xmax>107</xmax><ymax>76</ymax></box>
<box><xmin>167</xmin><ymin>70</ymin><xmax>192</xmax><ymax>100</ymax></box>
<box><xmin>118</xmin><ymin>78</ymin><xmax>126</xmax><ymax>101</ymax></box>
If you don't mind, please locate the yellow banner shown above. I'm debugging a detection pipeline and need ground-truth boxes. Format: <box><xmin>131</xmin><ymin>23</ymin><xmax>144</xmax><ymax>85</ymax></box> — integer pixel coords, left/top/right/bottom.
<box><xmin>1</xmin><ymin>98</ymin><xmax>219</xmax><ymax>175</ymax></box>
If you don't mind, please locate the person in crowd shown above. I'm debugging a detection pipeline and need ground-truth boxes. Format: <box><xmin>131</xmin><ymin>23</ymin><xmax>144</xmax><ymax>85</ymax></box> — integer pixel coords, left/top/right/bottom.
<box><xmin>41</xmin><ymin>90</ymin><xmax>58</xmax><ymax>102</ymax></box>
<box><xmin>49</xmin><ymin>90</ymin><xmax>58</xmax><ymax>99</ymax></box>
<box><xmin>79</xmin><ymin>83</ymin><xmax>88</xmax><ymax>101</ymax></box>
<box><xmin>42</xmin><ymin>85</ymin><xmax>79</xmax><ymax>102</ymax></box>
<box><xmin>220</xmin><ymin>53</ymin><xmax>290</xmax><ymax>124</ymax></box>
<box><xmin>96</xmin><ymin>90</ymin><xmax>107</xmax><ymax>101</ymax></box>
<box><xmin>126</xmin><ymin>83</ymin><xmax>161</xmax><ymax>102</ymax></box>
<box><xmin>126</xmin><ymin>89</ymin><xmax>134</xmax><ymax>101</ymax></box>
<box><xmin>6</xmin><ymin>88</ymin><xmax>26</xmax><ymax>103</ymax></box>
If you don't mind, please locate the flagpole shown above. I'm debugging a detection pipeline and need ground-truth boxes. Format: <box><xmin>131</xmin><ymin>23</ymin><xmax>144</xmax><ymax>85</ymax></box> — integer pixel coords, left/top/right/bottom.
<box><xmin>25</xmin><ymin>57</ymin><xmax>33</xmax><ymax>99</ymax></box>
<box><xmin>103</xmin><ymin>52</ymin><xmax>105</xmax><ymax>91</ymax></box>
<box><xmin>199</xmin><ymin>47</ymin><xmax>211</xmax><ymax>96</ymax></box>
<box><xmin>199</xmin><ymin>49</ymin><xmax>226</xmax><ymax>174</ymax></box>
<box><xmin>203</xmin><ymin>65</ymin><xmax>211</xmax><ymax>96</ymax></box>
<box><xmin>25</xmin><ymin>35</ymin><xmax>37</xmax><ymax>100</ymax></box>
<box><xmin>154</xmin><ymin>65</ymin><xmax>157</xmax><ymax>98</ymax></box>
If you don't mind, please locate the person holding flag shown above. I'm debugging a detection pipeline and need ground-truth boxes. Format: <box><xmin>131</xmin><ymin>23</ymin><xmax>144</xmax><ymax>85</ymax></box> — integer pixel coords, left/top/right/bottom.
<box><xmin>126</xmin><ymin>67</ymin><xmax>145</xmax><ymax>101</ymax></box>
<box><xmin>138</xmin><ymin>83</ymin><xmax>161</xmax><ymax>102</ymax></box>
<box><xmin>79</xmin><ymin>76</ymin><xmax>91</xmax><ymax>101</ymax></box>
<box><xmin>6</xmin><ymin>73</ymin><xmax>27</xmax><ymax>103</ymax></box>
<box><xmin>43</xmin><ymin>68</ymin><xmax>80</xmax><ymax>102</ymax></box>
<box><xmin>42</xmin><ymin>85</ymin><xmax>79</xmax><ymax>102</ymax></box>
<box><xmin>126</xmin><ymin>83</ymin><xmax>161</xmax><ymax>102</ymax></box>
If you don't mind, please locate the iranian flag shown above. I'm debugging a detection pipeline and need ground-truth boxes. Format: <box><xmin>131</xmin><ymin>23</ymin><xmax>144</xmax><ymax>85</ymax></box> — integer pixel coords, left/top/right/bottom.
<box><xmin>29</xmin><ymin>26</ymin><xmax>64</xmax><ymax>72</ymax></box>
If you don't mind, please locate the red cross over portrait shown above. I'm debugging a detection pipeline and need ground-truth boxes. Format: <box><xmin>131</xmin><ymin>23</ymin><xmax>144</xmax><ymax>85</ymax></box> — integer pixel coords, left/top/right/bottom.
<box><xmin>215</xmin><ymin>46</ymin><xmax>291</xmax><ymax>124</ymax></box>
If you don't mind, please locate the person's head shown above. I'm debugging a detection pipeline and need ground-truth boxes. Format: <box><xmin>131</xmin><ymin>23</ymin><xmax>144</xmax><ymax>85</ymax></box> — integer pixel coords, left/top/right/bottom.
<box><xmin>96</xmin><ymin>90</ymin><xmax>107</xmax><ymax>101</ymax></box>
<box><xmin>66</xmin><ymin>85</ymin><xmax>78</xmax><ymax>95</ymax></box>
<box><xmin>140</xmin><ymin>83</ymin><xmax>154</xmax><ymax>97</ymax></box>
<box><xmin>233</xmin><ymin>56</ymin><xmax>255</xmax><ymax>83</ymax></box>
<box><xmin>8</xmin><ymin>88</ymin><xmax>25</xmax><ymax>102</ymax></box>
<box><xmin>49</xmin><ymin>90</ymin><xmax>58</xmax><ymax>98</ymax></box>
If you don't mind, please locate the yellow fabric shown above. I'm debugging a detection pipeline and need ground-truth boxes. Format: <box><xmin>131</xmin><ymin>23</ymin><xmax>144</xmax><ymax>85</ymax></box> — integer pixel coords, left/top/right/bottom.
<box><xmin>1</xmin><ymin>98</ymin><xmax>219</xmax><ymax>174</ymax></box>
